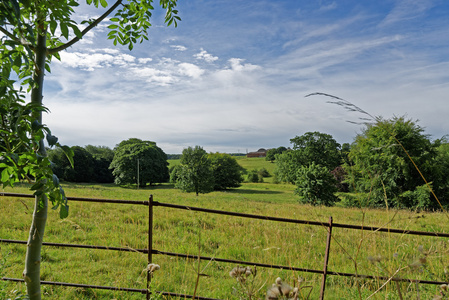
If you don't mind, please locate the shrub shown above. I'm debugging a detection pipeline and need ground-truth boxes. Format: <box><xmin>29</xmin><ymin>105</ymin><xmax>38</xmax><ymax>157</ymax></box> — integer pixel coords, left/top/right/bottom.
<box><xmin>247</xmin><ymin>169</ymin><xmax>263</xmax><ymax>183</ymax></box>
<box><xmin>295</xmin><ymin>163</ymin><xmax>338</xmax><ymax>206</ymax></box>
<box><xmin>257</xmin><ymin>167</ymin><xmax>270</xmax><ymax>178</ymax></box>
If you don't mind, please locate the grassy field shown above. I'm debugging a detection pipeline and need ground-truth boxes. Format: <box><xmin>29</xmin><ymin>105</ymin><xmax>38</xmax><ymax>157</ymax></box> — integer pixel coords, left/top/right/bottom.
<box><xmin>1</xmin><ymin>158</ymin><xmax>449</xmax><ymax>299</ymax></box>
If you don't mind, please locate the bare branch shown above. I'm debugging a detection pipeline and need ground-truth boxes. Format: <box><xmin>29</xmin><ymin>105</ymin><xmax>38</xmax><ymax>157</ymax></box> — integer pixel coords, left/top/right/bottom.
<box><xmin>47</xmin><ymin>0</ymin><xmax>122</xmax><ymax>54</ymax></box>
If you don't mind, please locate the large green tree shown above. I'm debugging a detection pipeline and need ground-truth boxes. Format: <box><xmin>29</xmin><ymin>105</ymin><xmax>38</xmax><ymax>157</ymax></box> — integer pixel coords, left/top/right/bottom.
<box><xmin>48</xmin><ymin>145</ymin><xmax>114</xmax><ymax>183</ymax></box>
<box><xmin>209</xmin><ymin>152</ymin><xmax>244</xmax><ymax>190</ymax></box>
<box><xmin>275</xmin><ymin>132</ymin><xmax>341</xmax><ymax>183</ymax></box>
<box><xmin>290</xmin><ymin>131</ymin><xmax>341</xmax><ymax>169</ymax></box>
<box><xmin>346</xmin><ymin>116</ymin><xmax>442</xmax><ymax>209</ymax></box>
<box><xmin>0</xmin><ymin>1</ymin><xmax>179</xmax><ymax>298</ymax></box>
<box><xmin>48</xmin><ymin>146</ymin><xmax>94</xmax><ymax>182</ymax></box>
<box><xmin>175</xmin><ymin>146</ymin><xmax>214</xmax><ymax>196</ymax></box>
<box><xmin>110</xmin><ymin>138</ymin><xmax>169</xmax><ymax>187</ymax></box>
<box><xmin>84</xmin><ymin>145</ymin><xmax>114</xmax><ymax>183</ymax></box>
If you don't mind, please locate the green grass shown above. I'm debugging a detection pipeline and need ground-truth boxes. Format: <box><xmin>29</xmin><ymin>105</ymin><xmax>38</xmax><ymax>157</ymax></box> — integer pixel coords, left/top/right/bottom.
<box><xmin>1</xmin><ymin>158</ymin><xmax>448</xmax><ymax>299</ymax></box>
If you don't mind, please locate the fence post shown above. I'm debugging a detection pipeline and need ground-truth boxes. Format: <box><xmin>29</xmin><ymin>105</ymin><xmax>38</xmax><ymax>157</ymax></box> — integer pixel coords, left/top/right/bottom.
<box><xmin>147</xmin><ymin>194</ymin><xmax>154</xmax><ymax>300</ymax></box>
<box><xmin>319</xmin><ymin>216</ymin><xmax>333</xmax><ymax>300</ymax></box>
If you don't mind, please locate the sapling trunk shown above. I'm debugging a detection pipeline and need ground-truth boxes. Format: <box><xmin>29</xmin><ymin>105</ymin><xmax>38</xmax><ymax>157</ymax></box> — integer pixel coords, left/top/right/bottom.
<box><xmin>23</xmin><ymin>19</ymin><xmax>48</xmax><ymax>300</ymax></box>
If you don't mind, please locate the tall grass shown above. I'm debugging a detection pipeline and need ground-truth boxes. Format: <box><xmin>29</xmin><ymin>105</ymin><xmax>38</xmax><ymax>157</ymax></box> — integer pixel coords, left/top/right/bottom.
<box><xmin>1</xmin><ymin>174</ymin><xmax>448</xmax><ymax>299</ymax></box>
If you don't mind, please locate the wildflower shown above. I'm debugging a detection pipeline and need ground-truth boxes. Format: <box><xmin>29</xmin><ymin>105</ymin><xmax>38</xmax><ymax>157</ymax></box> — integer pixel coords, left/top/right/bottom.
<box><xmin>144</xmin><ymin>263</ymin><xmax>161</xmax><ymax>274</ymax></box>
<box><xmin>229</xmin><ymin>266</ymin><xmax>254</xmax><ymax>282</ymax></box>
<box><xmin>266</xmin><ymin>277</ymin><xmax>294</xmax><ymax>299</ymax></box>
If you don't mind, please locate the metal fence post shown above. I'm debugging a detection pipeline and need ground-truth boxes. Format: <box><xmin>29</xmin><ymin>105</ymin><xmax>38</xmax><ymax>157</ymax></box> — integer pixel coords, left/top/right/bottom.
<box><xmin>319</xmin><ymin>216</ymin><xmax>333</xmax><ymax>300</ymax></box>
<box><xmin>147</xmin><ymin>194</ymin><xmax>154</xmax><ymax>300</ymax></box>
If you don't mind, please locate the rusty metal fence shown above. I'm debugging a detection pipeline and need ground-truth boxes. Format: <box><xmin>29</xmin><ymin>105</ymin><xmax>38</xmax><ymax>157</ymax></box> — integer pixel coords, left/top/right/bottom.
<box><xmin>1</xmin><ymin>192</ymin><xmax>449</xmax><ymax>299</ymax></box>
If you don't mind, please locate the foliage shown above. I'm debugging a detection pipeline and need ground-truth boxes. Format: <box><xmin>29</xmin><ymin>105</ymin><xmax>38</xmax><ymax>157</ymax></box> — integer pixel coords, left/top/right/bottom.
<box><xmin>1</xmin><ymin>0</ymin><xmax>180</xmax><ymax>297</ymax></box>
<box><xmin>275</xmin><ymin>132</ymin><xmax>341</xmax><ymax>184</ymax></box>
<box><xmin>257</xmin><ymin>167</ymin><xmax>270</xmax><ymax>178</ymax></box>
<box><xmin>169</xmin><ymin>164</ymin><xmax>181</xmax><ymax>183</ymax></box>
<box><xmin>84</xmin><ymin>145</ymin><xmax>114</xmax><ymax>161</ymax></box>
<box><xmin>209</xmin><ymin>152</ymin><xmax>244</xmax><ymax>190</ymax></box>
<box><xmin>110</xmin><ymin>138</ymin><xmax>169</xmax><ymax>186</ymax></box>
<box><xmin>0</xmin><ymin>100</ymin><xmax>72</xmax><ymax>216</ymax></box>
<box><xmin>290</xmin><ymin>131</ymin><xmax>342</xmax><ymax>169</ymax></box>
<box><xmin>49</xmin><ymin>145</ymin><xmax>114</xmax><ymax>183</ymax></box>
<box><xmin>345</xmin><ymin>116</ymin><xmax>441</xmax><ymax>209</ymax></box>
<box><xmin>273</xmin><ymin>150</ymin><xmax>302</xmax><ymax>183</ymax></box>
<box><xmin>265</xmin><ymin>146</ymin><xmax>287</xmax><ymax>163</ymax></box>
<box><xmin>295</xmin><ymin>162</ymin><xmax>338</xmax><ymax>206</ymax></box>
<box><xmin>247</xmin><ymin>169</ymin><xmax>263</xmax><ymax>183</ymax></box>
<box><xmin>174</xmin><ymin>146</ymin><xmax>214</xmax><ymax>195</ymax></box>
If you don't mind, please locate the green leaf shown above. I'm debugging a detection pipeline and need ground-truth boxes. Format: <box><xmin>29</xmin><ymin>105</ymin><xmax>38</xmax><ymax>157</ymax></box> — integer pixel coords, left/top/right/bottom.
<box><xmin>46</xmin><ymin>134</ymin><xmax>58</xmax><ymax>146</ymax></box>
<box><xmin>1</xmin><ymin>168</ymin><xmax>10</xmax><ymax>184</ymax></box>
<box><xmin>60</xmin><ymin>204</ymin><xmax>69</xmax><ymax>219</ymax></box>
<box><xmin>52</xmin><ymin>174</ymin><xmax>60</xmax><ymax>187</ymax></box>
<box><xmin>31</xmin><ymin>120</ymin><xmax>42</xmax><ymax>131</ymax></box>
<box><xmin>100</xmin><ymin>0</ymin><xmax>107</xmax><ymax>8</ymax></box>
<box><xmin>60</xmin><ymin>23</ymin><xmax>69</xmax><ymax>39</ymax></box>
<box><xmin>30</xmin><ymin>181</ymin><xmax>44</xmax><ymax>191</ymax></box>
<box><xmin>60</xmin><ymin>145</ymin><xmax>74</xmax><ymax>168</ymax></box>
<box><xmin>45</xmin><ymin>63</ymin><xmax>51</xmax><ymax>73</ymax></box>
<box><xmin>70</xmin><ymin>24</ymin><xmax>82</xmax><ymax>38</ymax></box>
<box><xmin>50</xmin><ymin>20</ymin><xmax>57</xmax><ymax>35</ymax></box>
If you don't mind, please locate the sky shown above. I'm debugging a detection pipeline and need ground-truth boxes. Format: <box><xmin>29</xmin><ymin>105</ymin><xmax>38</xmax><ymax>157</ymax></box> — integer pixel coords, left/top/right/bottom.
<box><xmin>39</xmin><ymin>0</ymin><xmax>449</xmax><ymax>154</ymax></box>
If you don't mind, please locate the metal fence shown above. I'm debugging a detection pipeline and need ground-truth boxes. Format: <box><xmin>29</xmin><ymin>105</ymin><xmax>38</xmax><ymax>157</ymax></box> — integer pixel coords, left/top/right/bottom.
<box><xmin>1</xmin><ymin>192</ymin><xmax>449</xmax><ymax>299</ymax></box>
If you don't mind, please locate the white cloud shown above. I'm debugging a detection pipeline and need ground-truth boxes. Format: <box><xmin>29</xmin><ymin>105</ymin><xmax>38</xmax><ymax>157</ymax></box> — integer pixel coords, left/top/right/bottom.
<box><xmin>57</xmin><ymin>49</ymin><xmax>137</xmax><ymax>71</ymax></box>
<box><xmin>130</xmin><ymin>67</ymin><xmax>175</xmax><ymax>86</ymax></box>
<box><xmin>194</xmin><ymin>48</ymin><xmax>219</xmax><ymax>63</ymax></box>
<box><xmin>380</xmin><ymin>0</ymin><xmax>435</xmax><ymax>27</ymax></box>
<box><xmin>101</xmin><ymin>48</ymin><xmax>121</xmax><ymax>54</ymax></box>
<box><xmin>228</xmin><ymin>58</ymin><xmax>260</xmax><ymax>72</ymax></box>
<box><xmin>178</xmin><ymin>63</ymin><xmax>204</xmax><ymax>78</ymax></box>
<box><xmin>319</xmin><ymin>1</ymin><xmax>337</xmax><ymax>11</ymax></box>
<box><xmin>138</xmin><ymin>58</ymin><xmax>153</xmax><ymax>64</ymax></box>
<box><xmin>170</xmin><ymin>45</ymin><xmax>187</xmax><ymax>51</ymax></box>
<box><xmin>41</xmin><ymin>0</ymin><xmax>449</xmax><ymax>154</ymax></box>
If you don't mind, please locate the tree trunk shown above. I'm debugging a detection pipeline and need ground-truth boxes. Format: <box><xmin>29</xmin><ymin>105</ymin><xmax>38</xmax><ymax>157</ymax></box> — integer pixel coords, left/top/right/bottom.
<box><xmin>23</xmin><ymin>21</ymin><xmax>47</xmax><ymax>300</ymax></box>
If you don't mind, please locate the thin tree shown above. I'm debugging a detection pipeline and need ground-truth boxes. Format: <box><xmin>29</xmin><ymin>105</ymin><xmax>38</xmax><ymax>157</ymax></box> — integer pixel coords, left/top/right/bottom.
<box><xmin>0</xmin><ymin>1</ymin><xmax>180</xmax><ymax>298</ymax></box>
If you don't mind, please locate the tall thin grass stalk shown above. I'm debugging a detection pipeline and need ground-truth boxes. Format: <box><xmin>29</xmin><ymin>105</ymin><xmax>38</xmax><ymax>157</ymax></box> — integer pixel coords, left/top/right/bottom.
<box><xmin>365</xmin><ymin>266</ymin><xmax>406</xmax><ymax>299</ymax></box>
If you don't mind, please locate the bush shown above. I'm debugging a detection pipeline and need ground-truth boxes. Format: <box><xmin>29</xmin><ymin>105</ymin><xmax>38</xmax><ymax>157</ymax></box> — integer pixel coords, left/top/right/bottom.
<box><xmin>295</xmin><ymin>163</ymin><xmax>338</xmax><ymax>206</ymax></box>
<box><xmin>247</xmin><ymin>169</ymin><xmax>263</xmax><ymax>183</ymax></box>
<box><xmin>257</xmin><ymin>167</ymin><xmax>270</xmax><ymax>178</ymax></box>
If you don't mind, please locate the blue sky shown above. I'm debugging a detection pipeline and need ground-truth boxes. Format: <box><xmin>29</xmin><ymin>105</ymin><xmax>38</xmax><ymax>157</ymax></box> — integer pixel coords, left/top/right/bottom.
<box><xmin>41</xmin><ymin>0</ymin><xmax>449</xmax><ymax>154</ymax></box>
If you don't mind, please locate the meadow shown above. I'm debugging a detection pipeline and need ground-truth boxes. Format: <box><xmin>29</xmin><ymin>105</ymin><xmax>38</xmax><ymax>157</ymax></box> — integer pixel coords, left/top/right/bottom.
<box><xmin>1</xmin><ymin>158</ymin><xmax>449</xmax><ymax>299</ymax></box>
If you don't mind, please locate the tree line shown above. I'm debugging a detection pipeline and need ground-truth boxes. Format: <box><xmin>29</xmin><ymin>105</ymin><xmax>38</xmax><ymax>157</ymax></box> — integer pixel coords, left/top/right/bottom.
<box><xmin>47</xmin><ymin>139</ymin><xmax>246</xmax><ymax>192</ymax></box>
<box><xmin>48</xmin><ymin>116</ymin><xmax>449</xmax><ymax>210</ymax></box>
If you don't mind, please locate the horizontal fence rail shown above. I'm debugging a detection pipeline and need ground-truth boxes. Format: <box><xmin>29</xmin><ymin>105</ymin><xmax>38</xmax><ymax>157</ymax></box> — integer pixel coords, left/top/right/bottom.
<box><xmin>153</xmin><ymin>200</ymin><xmax>449</xmax><ymax>238</ymax></box>
<box><xmin>1</xmin><ymin>193</ymin><xmax>448</xmax><ymax>300</ymax></box>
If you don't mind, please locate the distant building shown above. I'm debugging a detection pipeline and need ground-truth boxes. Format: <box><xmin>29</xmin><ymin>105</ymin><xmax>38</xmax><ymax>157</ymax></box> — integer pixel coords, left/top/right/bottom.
<box><xmin>246</xmin><ymin>148</ymin><xmax>268</xmax><ymax>158</ymax></box>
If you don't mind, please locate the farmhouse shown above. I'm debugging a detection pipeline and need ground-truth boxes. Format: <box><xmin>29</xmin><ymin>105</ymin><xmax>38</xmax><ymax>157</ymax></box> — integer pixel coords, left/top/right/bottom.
<box><xmin>246</xmin><ymin>148</ymin><xmax>268</xmax><ymax>158</ymax></box>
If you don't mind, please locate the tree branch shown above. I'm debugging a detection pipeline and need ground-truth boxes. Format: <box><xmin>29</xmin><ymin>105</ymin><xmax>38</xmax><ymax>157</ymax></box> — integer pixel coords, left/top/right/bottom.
<box><xmin>47</xmin><ymin>0</ymin><xmax>122</xmax><ymax>54</ymax></box>
<box><xmin>0</xmin><ymin>25</ymin><xmax>34</xmax><ymax>50</ymax></box>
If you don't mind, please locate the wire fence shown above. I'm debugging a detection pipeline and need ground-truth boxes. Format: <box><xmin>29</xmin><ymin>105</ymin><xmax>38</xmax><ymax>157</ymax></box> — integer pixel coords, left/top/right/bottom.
<box><xmin>1</xmin><ymin>192</ymin><xmax>448</xmax><ymax>299</ymax></box>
